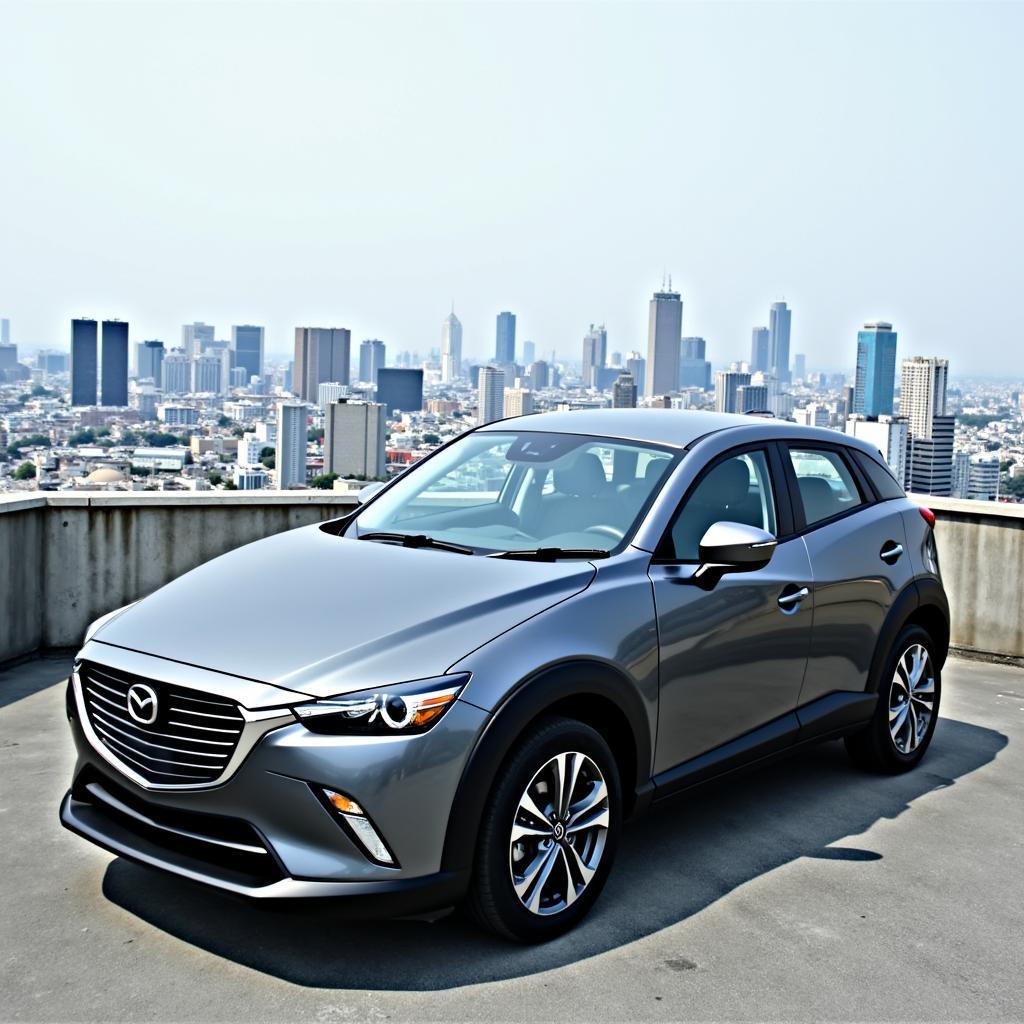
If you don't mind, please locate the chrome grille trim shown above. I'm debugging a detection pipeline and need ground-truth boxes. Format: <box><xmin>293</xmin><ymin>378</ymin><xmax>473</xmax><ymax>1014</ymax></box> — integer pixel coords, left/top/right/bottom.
<box><xmin>74</xmin><ymin>661</ymin><xmax>296</xmax><ymax>791</ymax></box>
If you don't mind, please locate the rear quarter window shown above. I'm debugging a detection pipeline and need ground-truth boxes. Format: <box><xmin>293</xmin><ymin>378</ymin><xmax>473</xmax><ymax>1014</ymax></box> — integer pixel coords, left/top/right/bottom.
<box><xmin>852</xmin><ymin>450</ymin><xmax>905</xmax><ymax>500</ymax></box>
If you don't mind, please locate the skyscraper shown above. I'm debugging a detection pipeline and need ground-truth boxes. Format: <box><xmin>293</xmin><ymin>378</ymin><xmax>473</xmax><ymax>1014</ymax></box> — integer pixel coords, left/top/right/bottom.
<box><xmin>626</xmin><ymin>353</ymin><xmax>646</xmax><ymax>397</ymax></box>
<box><xmin>715</xmin><ymin>370</ymin><xmax>752</xmax><ymax>413</ymax></box>
<box><xmin>793</xmin><ymin>353</ymin><xmax>806</xmax><ymax>382</ymax></box>
<box><xmin>750</xmin><ymin>327</ymin><xmax>770</xmax><ymax>374</ymax></box>
<box><xmin>900</xmin><ymin>356</ymin><xmax>952</xmax><ymax>495</ymax></box>
<box><xmin>182</xmin><ymin>322</ymin><xmax>215</xmax><ymax>358</ymax></box>
<box><xmin>522</xmin><ymin>340</ymin><xmax>536</xmax><ymax>365</ymax></box>
<box><xmin>324</xmin><ymin>400</ymin><xmax>386</xmax><ymax>479</ymax></box>
<box><xmin>232</xmin><ymin>325</ymin><xmax>264</xmax><ymax>382</ymax></box>
<box><xmin>853</xmin><ymin>321</ymin><xmax>898</xmax><ymax>417</ymax></box>
<box><xmin>478</xmin><ymin>366</ymin><xmax>506</xmax><ymax>425</ymax></box>
<box><xmin>136</xmin><ymin>340</ymin><xmax>165</xmax><ymax>386</ymax></box>
<box><xmin>376</xmin><ymin>368</ymin><xmax>423</xmax><ymax>415</ymax></box>
<box><xmin>70</xmin><ymin>319</ymin><xmax>98</xmax><ymax>406</ymax></box>
<box><xmin>441</xmin><ymin>310</ymin><xmax>463</xmax><ymax>383</ymax></box>
<box><xmin>645</xmin><ymin>285</ymin><xmax>683</xmax><ymax>396</ymax></box>
<box><xmin>191</xmin><ymin>353</ymin><xmax>222</xmax><ymax>394</ymax></box>
<box><xmin>495</xmin><ymin>312</ymin><xmax>516</xmax><ymax>364</ymax></box>
<box><xmin>735</xmin><ymin>383</ymin><xmax>768</xmax><ymax>414</ymax></box>
<box><xmin>846</xmin><ymin>415</ymin><xmax>910</xmax><ymax>484</ymax></box>
<box><xmin>503</xmin><ymin>388</ymin><xmax>535</xmax><ymax>418</ymax></box>
<box><xmin>613</xmin><ymin>372</ymin><xmax>638</xmax><ymax>409</ymax></box>
<box><xmin>99</xmin><ymin>320</ymin><xmax>129</xmax><ymax>406</ymax></box>
<box><xmin>582</xmin><ymin>323</ymin><xmax>607</xmax><ymax>388</ymax></box>
<box><xmin>162</xmin><ymin>349</ymin><xmax>190</xmax><ymax>394</ymax></box>
<box><xmin>527</xmin><ymin>360</ymin><xmax>550</xmax><ymax>389</ymax></box>
<box><xmin>358</xmin><ymin>339</ymin><xmax>386</xmax><ymax>385</ymax></box>
<box><xmin>293</xmin><ymin>327</ymin><xmax>351</xmax><ymax>402</ymax></box>
<box><xmin>680</xmin><ymin>336</ymin><xmax>712</xmax><ymax>390</ymax></box>
<box><xmin>1</xmin><ymin>318</ymin><xmax>9</xmax><ymax>345</ymax></box>
<box><xmin>768</xmin><ymin>301</ymin><xmax>792</xmax><ymax>382</ymax></box>
<box><xmin>276</xmin><ymin>402</ymin><xmax>307</xmax><ymax>489</ymax></box>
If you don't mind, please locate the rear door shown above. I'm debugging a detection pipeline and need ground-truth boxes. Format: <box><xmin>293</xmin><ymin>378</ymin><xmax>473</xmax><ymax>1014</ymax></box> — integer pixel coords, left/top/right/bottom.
<box><xmin>782</xmin><ymin>443</ymin><xmax>915</xmax><ymax>704</ymax></box>
<box><xmin>649</xmin><ymin>444</ymin><xmax>814</xmax><ymax>774</ymax></box>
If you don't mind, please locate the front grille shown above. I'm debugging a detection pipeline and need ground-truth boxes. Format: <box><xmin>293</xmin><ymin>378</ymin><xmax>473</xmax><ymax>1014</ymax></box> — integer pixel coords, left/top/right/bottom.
<box><xmin>79</xmin><ymin>661</ymin><xmax>246</xmax><ymax>785</ymax></box>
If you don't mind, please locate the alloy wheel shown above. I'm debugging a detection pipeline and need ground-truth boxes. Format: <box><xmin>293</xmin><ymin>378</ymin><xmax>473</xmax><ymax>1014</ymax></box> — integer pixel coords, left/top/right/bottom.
<box><xmin>508</xmin><ymin>751</ymin><xmax>610</xmax><ymax>916</ymax></box>
<box><xmin>889</xmin><ymin>643</ymin><xmax>936</xmax><ymax>754</ymax></box>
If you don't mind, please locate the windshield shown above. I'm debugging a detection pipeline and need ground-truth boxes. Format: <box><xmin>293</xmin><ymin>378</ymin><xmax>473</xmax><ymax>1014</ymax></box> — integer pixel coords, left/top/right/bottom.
<box><xmin>350</xmin><ymin>430</ymin><xmax>679</xmax><ymax>554</ymax></box>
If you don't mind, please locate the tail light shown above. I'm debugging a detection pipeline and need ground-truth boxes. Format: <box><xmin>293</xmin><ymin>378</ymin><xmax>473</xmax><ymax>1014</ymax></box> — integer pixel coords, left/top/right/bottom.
<box><xmin>919</xmin><ymin>506</ymin><xmax>936</xmax><ymax>528</ymax></box>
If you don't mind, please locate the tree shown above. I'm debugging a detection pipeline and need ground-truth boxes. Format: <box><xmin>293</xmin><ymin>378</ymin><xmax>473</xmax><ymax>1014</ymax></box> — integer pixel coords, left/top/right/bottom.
<box><xmin>259</xmin><ymin>446</ymin><xmax>274</xmax><ymax>459</ymax></box>
<box><xmin>422</xmin><ymin>433</ymin><xmax>441</xmax><ymax>446</ymax></box>
<box><xmin>131</xmin><ymin>466</ymin><xmax>152</xmax><ymax>477</ymax></box>
<box><xmin>31</xmin><ymin>384</ymin><xmax>53</xmax><ymax>397</ymax></box>
<box><xmin>68</xmin><ymin>428</ymin><xmax>96</xmax><ymax>445</ymax></box>
<box><xmin>310</xmin><ymin>472</ymin><xmax>339</xmax><ymax>489</ymax></box>
<box><xmin>208</xmin><ymin>472</ymin><xmax>223</xmax><ymax>486</ymax></box>
<box><xmin>1004</xmin><ymin>475</ymin><xmax>1024</xmax><ymax>498</ymax></box>
<box><xmin>8</xmin><ymin>433</ymin><xmax>51</xmax><ymax>456</ymax></box>
<box><xmin>260</xmin><ymin>454</ymin><xmax>275</xmax><ymax>469</ymax></box>
<box><xmin>120</xmin><ymin>429</ymin><xmax>139</xmax><ymax>446</ymax></box>
<box><xmin>224</xmin><ymin>479</ymin><xmax>237</xmax><ymax>490</ymax></box>
<box><xmin>217</xmin><ymin>414</ymin><xmax>231</xmax><ymax>427</ymax></box>
<box><xmin>232</xmin><ymin>426</ymin><xmax>248</xmax><ymax>437</ymax></box>
<box><xmin>307</xmin><ymin>428</ymin><xmax>325</xmax><ymax>443</ymax></box>
<box><xmin>14</xmin><ymin>462</ymin><xmax>36</xmax><ymax>480</ymax></box>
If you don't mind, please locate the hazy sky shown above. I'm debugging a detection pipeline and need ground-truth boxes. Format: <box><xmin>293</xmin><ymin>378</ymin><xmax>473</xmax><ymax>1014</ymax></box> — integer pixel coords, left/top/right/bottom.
<box><xmin>1</xmin><ymin>1</ymin><xmax>1021</xmax><ymax>373</ymax></box>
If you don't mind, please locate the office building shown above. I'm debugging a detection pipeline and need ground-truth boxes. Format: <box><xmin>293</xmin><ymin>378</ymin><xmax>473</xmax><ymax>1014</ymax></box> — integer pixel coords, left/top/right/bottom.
<box><xmin>191</xmin><ymin>353</ymin><xmax>222</xmax><ymax>394</ymax></box>
<box><xmin>182</xmin><ymin>322</ymin><xmax>215</xmax><ymax>358</ymax></box>
<box><xmin>680</xmin><ymin>337</ymin><xmax>712</xmax><ymax>390</ymax></box>
<box><xmin>324</xmin><ymin>400</ymin><xmax>386</xmax><ymax>478</ymax></box>
<box><xmin>317</xmin><ymin>382</ymin><xmax>348</xmax><ymax>410</ymax></box>
<box><xmin>136</xmin><ymin>340</ymin><xmax>165</xmax><ymax>386</ymax></box>
<box><xmin>522</xmin><ymin>340</ymin><xmax>535</xmax><ymax>365</ymax></box>
<box><xmin>846</xmin><ymin>415</ymin><xmax>910</xmax><ymax>484</ymax></box>
<box><xmin>162</xmin><ymin>349</ymin><xmax>190</xmax><ymax>394</ymax></box>
<box><xmin>750</xmin><ymin>327</ymin><xmax>770</xmax><ymax>374</ymax></box>
<box><xmin>792</xmin><ymin>353</ymin><xmax>806</xmax><ymax>382</ymax></box>
<box><xmin>853</xmin><ymin>321</ymin><xmax>898</xmax><ymax>417</ymax></box>
<box><xmin>714</xmin><ymin>370</ymin><xmax>751</xmax><ymax>414</ymax></box>
<box><xmin>376</xmin><ymin>367</ymin><xmax>423</xmax><ymax>416</ymax></box>
<box><xmin>294</xmin><ymin>327</ymin><xmax>351</xmax><ymax>402</ymax></box>
<box><xmin>36</xmin><ymin>349</ymin><xmax>68</xmax><ymax>375</ymax></box>
<box><xmin>230</xmin><ymin>366</ymin><xmax>248</xmax><ymax>388</ymax></box>
<box><xmin>736</xmin><ymin>384</ymin><xmax>769</xmax><ymax>414</ymax></box>
<box><xmin>908</xmin><ymin>417</ymin><xmax>955</xmax><ymax>496</ymax></box>
<box><xmin>495</xmin><ymin>312</ymin><xmax>516</xmax><ymax>364</ymax></box>
<box><xmin>626</xmin><ymin>353</ymin><xmax>646</xmax><ymax>397</ymax></box>
<box><xmin>478</xmin><ymin>366</ymin><xmax>506</xmax><ymax>425</ymax></box>
<box><xmin>358</xmin><ymin>339</ymin><xmax>386</xmax><ymax>385</ymax></box>
<box><xmin>441</xmin><ymin>310</ymin><xmax>463</xmax><ymax>382</ymax></box>
<box><xmin>968</xmin><ymin>454</ymin><xmax>1000</xmax><ymax>502</ymax></box>
<box><xmin>0</xmin><ymin>318</ymin><xmax>8</xmax><ymax>345</ymax></box>
<box><xmin>504</xmin><ymin>388</ymin><xmax>534</xmax><ymax>418</ymax></box>
<box><xmin>70</xmin><ymin>319</ymin><xmax>98</xmax><ymax>406</ymax></box>
<box><xmin>952</xmin><ymin>451</ymin><xmax>971</xmax><ymax>499</ymax></box>
<box><xmin>794</xmin><ymin>402</ymin><xmax>830</xmax><ymax>427</ymax></box>
<box><xmin>768</xmin><ymin>301</ymin><xmax>792</xmax><ymax>382</ymax></box>
<box><xmin>525</xmin><ymin>360</ymin><xmax>548</xmax><ymax>390</ymax></box>
<box><xmin>233</xmin><ymin>467</ymin><xmax>269</xmax><ymax>490</ymax></box>
<box><xmin>646</xmin><ymin>285</ymin><xmax>683</xmax><ymax>396</ymax></box>
<box><xmin>237</xmin><ymin>433</ymin><xmax>265</xmax><ymax>469</ymax></box>
<box><xmin>613</xmin><ymin>372</ymin><xmax>638</xmax><ymax>409</ymax></box>
<box><xmin>232</xmin><ymin>325</ymin><xmax>264</xmax><ymax>381</ymax></box>
<box><xmin>900</xmin><ymin>356</ymin><xmax>949</xmax><ymax>439</ymax></box>
<box><xmin>0</xmin><ymin>344</ymin><xmax>18</xmax><ymax>372</ymax></box>
<box><xmin>156</xmin><ymin>404</ymin><xmax>200</xmax><ymax>426</ymax></box>
<box><xmin>276</xmin><ymin>402</ymin><xmax>307</xmax><ymax>489</ymax></box>
<box><xmin>99</xmin><ymin>320</ymin><xmax>129</xmax><ymax>406</ymax></box>
<box><xmin>581</xmin><ymin>323</ymin><xmax>607</xmax><ymax>388</ymax></box>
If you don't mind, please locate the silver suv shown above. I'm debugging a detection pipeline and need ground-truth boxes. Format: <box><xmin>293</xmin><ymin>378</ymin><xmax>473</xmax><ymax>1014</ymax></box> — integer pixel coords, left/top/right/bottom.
<box><xmin>60</xmin><ymin>409</ymin><xmax>949</xmax><ymax>941</ymax></box>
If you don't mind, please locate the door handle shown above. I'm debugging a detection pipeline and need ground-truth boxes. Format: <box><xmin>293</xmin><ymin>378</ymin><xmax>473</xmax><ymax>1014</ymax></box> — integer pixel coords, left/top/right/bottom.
<box><xmin>880</xmin><ymin>542</ymin><xmax>904</xmax><ymax>565</ymax></box>
<box><xmin>777</xmin><ymin>586</ymin><xmax>809</xmax><ymax>611</ymax></box>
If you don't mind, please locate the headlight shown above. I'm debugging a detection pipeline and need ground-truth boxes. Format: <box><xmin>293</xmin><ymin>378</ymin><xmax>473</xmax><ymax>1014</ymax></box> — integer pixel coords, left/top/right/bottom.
<box><xmin>292</xmin><ymin>673</ymin><xmax>469</xmax><ymax>735</ymax></box>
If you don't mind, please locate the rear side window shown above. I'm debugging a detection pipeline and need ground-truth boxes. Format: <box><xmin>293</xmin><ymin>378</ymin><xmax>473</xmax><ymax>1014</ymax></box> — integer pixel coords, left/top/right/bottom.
<box><xmin>852</xmin><ymin>450</ymin><xmax>905</xmax><ymax>500</ymax></box>
<box><xmin>669</xmin><ymin>449</ymin><xmax>777</xmax><ymax>560</ymax></box>
<box><xmin>789</xmin><ymin>448</ymin><xmax>864</xmax><ymax>526</ymax></box>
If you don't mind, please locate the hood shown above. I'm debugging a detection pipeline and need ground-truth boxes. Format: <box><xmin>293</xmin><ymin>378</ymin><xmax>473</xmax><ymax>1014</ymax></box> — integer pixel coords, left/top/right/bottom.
<box><xmin>92</xmin><ymin>523</ymin><xmax>595</xmax><ymax>698</ymax></box>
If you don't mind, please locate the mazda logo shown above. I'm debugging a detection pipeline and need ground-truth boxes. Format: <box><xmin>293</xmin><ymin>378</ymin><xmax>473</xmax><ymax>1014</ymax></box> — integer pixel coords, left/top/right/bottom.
<box><xmin>126</xmin><ymin>683</ymin><xmax>159</xmax><ymax>725</ymax></box>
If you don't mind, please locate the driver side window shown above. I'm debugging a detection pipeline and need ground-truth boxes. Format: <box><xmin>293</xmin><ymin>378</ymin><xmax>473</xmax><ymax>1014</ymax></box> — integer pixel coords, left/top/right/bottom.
<box><xmin>669</xmin><ymin>449</ymin><xmax>777</xmax><ymax>561</ymax></box>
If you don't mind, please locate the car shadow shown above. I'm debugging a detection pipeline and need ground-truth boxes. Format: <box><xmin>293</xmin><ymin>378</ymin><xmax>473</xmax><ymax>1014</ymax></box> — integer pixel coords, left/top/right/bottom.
<box><xmin>102</xmin><ymin>717</ymin><xmax>1006</xmax><ymax>989</ymax></box>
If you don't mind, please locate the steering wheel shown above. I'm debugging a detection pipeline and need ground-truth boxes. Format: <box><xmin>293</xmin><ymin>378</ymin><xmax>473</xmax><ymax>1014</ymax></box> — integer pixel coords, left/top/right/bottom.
<box><xmin>585</xmin><ymin>525</ymin><xmax>626</xmax><ymax>541</ymax></box>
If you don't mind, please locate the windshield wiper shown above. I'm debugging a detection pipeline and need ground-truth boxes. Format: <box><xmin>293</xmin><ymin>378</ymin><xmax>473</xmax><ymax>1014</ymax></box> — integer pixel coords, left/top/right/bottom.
<box><xmin>356</xmin><ymin>532</ymin><xmax>474</xmax><ymax>555</ymax></box>
<box><xmin>488</xmin><ymin>547</ymin><xmax>611</xmax><ymax>562</ymax></box>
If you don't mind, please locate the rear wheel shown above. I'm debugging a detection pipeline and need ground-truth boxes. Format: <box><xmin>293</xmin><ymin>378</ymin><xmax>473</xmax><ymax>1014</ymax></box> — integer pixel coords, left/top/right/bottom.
<box><xmin>845</xmin><ymin>624</ymin><xmax>941</xmax><ymax>773</ymax></box>
<box><xmin>465</xmin><ymin>716</ymin><xmax>621</xmax><ymax>942</ymax></box>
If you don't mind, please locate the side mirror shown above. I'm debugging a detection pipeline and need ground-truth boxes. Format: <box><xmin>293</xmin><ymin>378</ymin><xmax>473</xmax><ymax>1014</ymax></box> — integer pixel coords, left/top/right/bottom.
<box><xmin>695</xmin><ymin>521</ymin><xmax>777</xmax><ymax>585</ymax></box>
<box><xmin>357</xmin><ymin>481</ymin><xmax>385</xmax><ymax>505</ymax></box>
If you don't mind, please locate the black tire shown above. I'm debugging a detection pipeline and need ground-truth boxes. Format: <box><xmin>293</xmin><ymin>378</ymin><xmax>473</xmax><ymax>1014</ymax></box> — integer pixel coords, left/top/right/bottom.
<box><xmin>845</xmin><ymin>624</ymin><xmax>942</xmax><ymax>773</ymax></box>
<box><xmin>464</xmin><ymin>715</ymin><xmax>622</xmax><ymax>942</ymax></box>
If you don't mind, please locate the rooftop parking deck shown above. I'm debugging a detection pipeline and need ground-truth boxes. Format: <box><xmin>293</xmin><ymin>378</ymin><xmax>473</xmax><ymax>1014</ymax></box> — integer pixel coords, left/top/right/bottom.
<box><xmin>1</xmin><ymin>654</ymin><xmax>1021</xmax><ymax>1022</ymax></box>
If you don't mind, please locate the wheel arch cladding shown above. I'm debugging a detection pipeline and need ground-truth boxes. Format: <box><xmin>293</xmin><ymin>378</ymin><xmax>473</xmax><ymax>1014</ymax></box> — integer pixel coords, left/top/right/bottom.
<box><xmin>441</xmin><ymin>659</ymin><xmax>652</xmax><ymax>876</ymax></box>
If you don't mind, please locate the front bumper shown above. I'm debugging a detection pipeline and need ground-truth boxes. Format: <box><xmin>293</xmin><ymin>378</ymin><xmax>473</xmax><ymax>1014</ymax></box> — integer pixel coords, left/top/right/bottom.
<box><xmin>60</xmin><ymin>651</ymin><xmax>489</xmax><ymax>912</ymax></box>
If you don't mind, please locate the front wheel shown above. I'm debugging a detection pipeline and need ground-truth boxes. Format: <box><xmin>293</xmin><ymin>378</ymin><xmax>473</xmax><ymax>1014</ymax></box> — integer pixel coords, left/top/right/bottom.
<box><xmin>465</xmin><ymin>716</ymin><xmax>621</xmax><ymax>942</ymax></box>
<box><xmin>845</xmin><ymin>624</ymin><xmax>942</xmax><ymax>773</ymax></box>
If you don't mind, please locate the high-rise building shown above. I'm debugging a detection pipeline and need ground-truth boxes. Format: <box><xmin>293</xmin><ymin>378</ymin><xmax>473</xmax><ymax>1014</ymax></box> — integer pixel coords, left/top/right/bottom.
<box><xmin>181</xmin><ymin>322</ymin><xmax>215</xmax><ymax>358</ymax></box>
<box><xmin>853</xmin><ymin>321</ymin><xmax>898</xmax><ymax>417</ymax></box>
<box><xmin>324</xmin><ymin>400</ymin><xmax>386</xmax><ymax>479</ymax></box>
<box><xmin>293</xmin><ymin>327</ymin><xmax>351</xmax><ymax>401</ymax></box>
<box><xmin>191</xmin><ymin>353</ymin><xmax>222</xmax><ymax>394</ymax></box>
<box><xmin>952</xmin><ymin>451</ymin><xmax>971</xmax><ymax>499</ymax></box>
<box><xmin>70</xmin><ymin>319</ymin><xmax>98</xmax><ymax>406</ymax></box>
<box><xmin>358</xmin><ymin>339</ymin><xmax>386</xmax><ymax>385</ymax></box>
<box><xmin>613</xmin><ymin>372</ymin><xmax>638</xmax><ymax>409</ymax></box>
<box><xmin>846</xmin><ymin>415</ymin><xmax>910</xmax><ymax>484</ymax></box>
<box><xmin>503</xmin><ymin>388</ymin><xmax>534</xmax><ymax>418</ymax></box>
<box><xmin>645</xmin><ymin>286</ymin><xmax>683</xmax><ymax>397</ymax></box>
<box><xmin>441</xmin><ymin>310</ymin><xmax>463</xmax><ymax>383</ymax></box>
<box><xmin>527</xmin><ymin>360</ymin><xmax>550</xmax><ymax>390</ymax></box>
<box><xmin>750</xmin><ymin>327</ymin><xmax>770</xmax><ymax>374</ymax></box>
<box><xmin>99</xmin><ymin>320</ymin><xmax>129</xmax><ymax>406</ymax></box>
<box><xmin>375</xmin><ymin>368</ymin><xmax>423</xmax><ymax>416</ymax></box>
<box><xmin>907</xmin><ymin>417</ymin><xmax>954</xmax><ymax>495</ymax></box>
<box><xmin>232</xmin><ymin>325</ymin><xmax>264</xmax><ymax>382</ymax></box>
<box><xmin>680</xmin><ymin>336</ymin><xmax>711</xmax><ymax>390</ymax></box>
<box><xmin>582</xmin><ymin>323</ymin><xmax>607</xmax><ymax>388</ymax></box>
<box><xmin>900</xmin><ymin>356</ymin><xmax>949</xmax><ymax>439</ymax></box>
<box><xmin>715</xmin><ymin>370</ymin><xmax>751</xmax><ymax>413</ymax></box>
<box><xmin>1</xmin><ymin>318</ymin><xmax>9</xmax><ymax>345</ymax></box>
<box><xmin>136</xmin><ymin>340</ymin><xmax>165</xmax><ymax>386</ymax></box>
<box><xmin>478</xmin><ymin>366</ymin><xmax>506</xmax><ymax>425</ymax></box>
<box><xmin>0</xmin><ymin>344</ymin><xmax>19</xmax><ymax>372</ymax></box>
<box><xmin>626</xmin><ymin>353</ymin><xmax>646</xmax><ymax>397</ymax></box>
<box><xmin>495</xmin><ymin>312</ymin><xmax>516</xmax><ymax>364</ymax></box>
<box><xmin>522</xmin><ymin>340</ymin><xmax>535</xmax><ymax>365</ymax></box>
<box><xmin>968</xmin><ymin>454</ymin><xmax>999</xmax><ymax>502</ymax></box>
<box><xmin>276</xmin><ymin>402</ymin><xmax>307</xmax><ymax>489</ymax></box>
<box><xmin>736</xmin><ymin>384</ymin><xmax>769</xmax><ymax>414</ymax></box>
<box><xmin>317</xmin><ymin>382</ymin><xmax>349</xmax><ymax>409</ymax></box>
<box><xmin>793</xmin><ymin>353</ymin><xmax>807</xmax><ymax>382</ymax></box>
<box><xmin>768</xmin><ymin>301</ymin><xmax>792</xmax><ymax>383</ymax></box>
<box><xmin>162</xmin><ymin>349</ymin><xmax>190</xmax><ymax>394</ymax></box>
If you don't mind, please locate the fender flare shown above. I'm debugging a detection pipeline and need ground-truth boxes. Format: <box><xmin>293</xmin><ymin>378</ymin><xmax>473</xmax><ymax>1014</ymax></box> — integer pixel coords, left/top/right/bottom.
<box><xmin>440</xmin><ymin>659</ymin><xmax>653</xmax><ymax>875</ymax></box>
